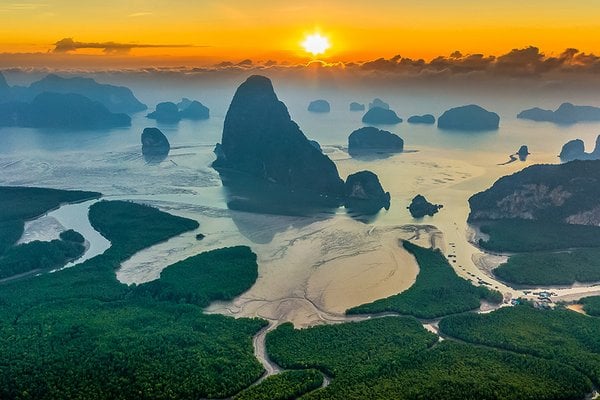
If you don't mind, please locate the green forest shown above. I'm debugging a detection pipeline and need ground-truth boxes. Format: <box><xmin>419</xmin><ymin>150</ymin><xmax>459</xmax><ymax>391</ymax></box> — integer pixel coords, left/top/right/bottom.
<box><xmin>234</xmin><ymin>369</ymin><xmax>324</xmax><ymax>400</ymax></box>
<box><xmin>477</xmin><ymin>219</ymin><xmax>600</xmax><ymax>252</ymax></box>
<box><xmin>494</xmin><ymin>247</ymin><xmax>600</xmax><ymax>285</ymax></box>
<box><xmin>439</xmin><ymin>305</ymin><xmax>600</xmax><ymax>386</ymax></box>
<box><xmin>266</xmin><ymin>316</ymin><xmax>591</xmax><ymax>399</ymax></box>
<box><xmin>347</xmin><ymin>240</ymin><xmax>501</xmax><ymax>318</ymax></box>
<box><xmin>0</xmin><ymin>199</ymin><xmax>267</xmax><ymax>399</ymax></box>
<box><xmin>475</xmin><ymin>219</ymin><xmax>600</xmax><ymax>286</ymax></box>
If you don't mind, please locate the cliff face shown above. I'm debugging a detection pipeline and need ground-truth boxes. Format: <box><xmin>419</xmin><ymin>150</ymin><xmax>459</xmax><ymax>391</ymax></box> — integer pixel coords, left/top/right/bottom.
<box><xmin>468</xmin><ymin>160</ymin><xmax>600</xmax><ymax>226</ymax></box>
<box><xmin>214</xmin><ymin>75</ymin><xmax>345</xmax><ymax>198</ymax></box>
<box><xmin>344</xmin><ymin>171</ymin><xmax>391</xmax><ymax>213</ymax></box>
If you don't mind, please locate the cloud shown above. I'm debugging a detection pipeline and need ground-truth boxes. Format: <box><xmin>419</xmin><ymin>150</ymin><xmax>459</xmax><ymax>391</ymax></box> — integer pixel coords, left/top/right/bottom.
<box><xmin>356</xmin><ymin>46</ymin><xmax>600</xmax><ymax>78</ymax></box>
<box><xmin>53</xmin><ymin>38</ymin><xmax>200</xmax><ymax>54</ymax></box>
<box><xmin>128</xmin><ymin>12</ymin><xmax>152</xmax><ymax>17</ymax></box>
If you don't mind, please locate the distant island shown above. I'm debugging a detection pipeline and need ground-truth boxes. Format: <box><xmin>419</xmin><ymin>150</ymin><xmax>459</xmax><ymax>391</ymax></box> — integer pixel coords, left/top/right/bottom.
<box><xmin>369</xmin><ymin>98</ymin><xmax>389</xmax><ymax>110</ymax></box>
<box><xmin>560</xmin><ymin>135</ymin><xmax>600</xmax><ymax>162</ymax></box>
<box><xmin>438</xmin><ymin>105</ymin><xmax>499</xmax><ymax>131</ymax></box>
<box><xmin>407</xmin><ymin>114</ymin><xmax>435</xmax><ymax>124</ymax></box>
<box><xmin>0</xmin><ymin>92</ymin><xmax>131</xmax><ymax>129</ymax></box>
<box><xmin>362</xmin><ymin>107</ymin><xmax>402</xmax><ymax>125</ymax></box>
<box><xmin>518</xmin><ymin>103</ymin><xmax>600</xmax><ymax>124</ymax></box>
<box><xmin>147</xmin><ymin>99</ymin><xmax>209</xmax><ymax>123</ymax></box>
<box><xmin>408</xmin><ymin>195</ymin><xmax>442</xmax><ymax>218</ymax></box>
<box><xmin>348</xmin><ymin>126</ymin><xmax>404</xmax><ymax>156</ymax></box>
<box><xmin>349</xmin><ymin>102</ymin><xmax>365</xmax><ymax>111</ymax></box>
<box><xmin>3</xmin><ymin>72</ymin><xmax>146</xmax><ymax>114</ymax></box>
<box><xmin>141</xmin><ymin>127</ymin><xmax>170</xmax><ymax>163</ymax></box>
<box><xmin>308</xmin><ymin>99</ymin><xmax>330</xmax><ymax>113</ymax></box>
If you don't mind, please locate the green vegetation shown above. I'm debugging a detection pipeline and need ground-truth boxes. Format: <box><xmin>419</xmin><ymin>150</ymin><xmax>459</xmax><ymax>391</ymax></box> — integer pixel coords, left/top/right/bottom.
<box><xmin>579</xmin><ymin>296</ymin><xmax>600</xmax><ymax>316</ymax></box>
<box><xmin>59</xmin><ymin>229</ymin><xmax>85</xmax><ymax>243</ymax></box>
<box><xmin>89</xmin><ymin>200</ymin><xmax>198</xmax><ymax>256</ymax></box>
<box><xmin>477</xmin><ymin>219</ymin><xmax>600</xmax><ymax>252</ymax></box>
<box><xmin>266</xmin><ymin>317</ymin><xmax>590</xmax><ymax>399</ymax></box>
<box><xmin>0</xmin><ymin>200</ymin><xmax>267</xmax><ymax>399</ymax></box>
<box><xmin>494</xmin><ymin>248</ymin><xmax>600</xmax><ymax>285</ymax></box>
<box><xmin>476</xmin><ymin>220</ymin><xmax>600</xmax><ymax>286</ymax></box>
<box><xmin>0</xmin><ymin>238</ymin><xmax>84</xmax><ymax>279</ymax></box>
<box><xmin>0</xmin><ymin>186</ymin><xmax>100</xmax><ymax>252</ymax></box>
<box><xmin>234</xmin><ymin>369</ymin><xmax>324</xmax><ymax>400</ymax></box>
<box><xmin>135</xmin><ymin>246</ymin><xmax>259</xmax><ymax>307</ymax></box>
<box><xmin>267</xmin><ymin>318</ymin><xmax>438</xmax><ymax>377</ymax></box>
<box><xmin>439</xmin><ymin>305</ymin><xmax>600</xmax><ymax>385</ymax></box>
<box><xmin>347</xmin><ymin>241</ymin><xmax>501</xmax><ymax>318</ymax></box>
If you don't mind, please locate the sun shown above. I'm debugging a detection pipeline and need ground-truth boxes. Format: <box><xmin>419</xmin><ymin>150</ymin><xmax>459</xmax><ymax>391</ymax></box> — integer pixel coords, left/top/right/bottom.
<box><xmin>301</xmin><ymin>33</ymin><xmax>330</xmax><ymax>56</ymax></box>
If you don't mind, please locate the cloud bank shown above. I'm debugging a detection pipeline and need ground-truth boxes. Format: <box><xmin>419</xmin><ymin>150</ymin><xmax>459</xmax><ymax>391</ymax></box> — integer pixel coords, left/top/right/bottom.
<box><xmin>53</xmin><ymin>38</ymin><xmax>198</xmax><ymax>54</ymax></box>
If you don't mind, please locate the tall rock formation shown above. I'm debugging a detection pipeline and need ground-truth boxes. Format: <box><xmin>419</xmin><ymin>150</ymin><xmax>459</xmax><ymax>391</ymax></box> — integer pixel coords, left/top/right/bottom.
<box><xmin>213</xmin><ymin>75</ymin><xmax>345</xmax><ymax>198</ymax></box>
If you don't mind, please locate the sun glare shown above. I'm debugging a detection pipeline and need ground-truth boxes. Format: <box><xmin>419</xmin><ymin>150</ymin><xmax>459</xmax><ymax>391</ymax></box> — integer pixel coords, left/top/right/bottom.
<box><xmin>301</xmin><ymin>33</ymin><xmax>330</xmax><ymax>56</ymax></box>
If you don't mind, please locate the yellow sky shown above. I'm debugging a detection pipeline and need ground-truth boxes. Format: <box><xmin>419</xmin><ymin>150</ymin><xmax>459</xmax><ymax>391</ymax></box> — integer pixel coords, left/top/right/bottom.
<box><xmin>1</xmin><ymin>1</ymin><xmax>600</xmax><ymax>65</ymax></box>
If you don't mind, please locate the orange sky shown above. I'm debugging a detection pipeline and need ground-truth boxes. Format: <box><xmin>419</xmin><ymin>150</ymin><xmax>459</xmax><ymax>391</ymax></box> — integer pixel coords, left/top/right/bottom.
<box><xmin>1</xmin><ymin>1</ymin><xmax>600</xmax><ymax>67</ymax></box>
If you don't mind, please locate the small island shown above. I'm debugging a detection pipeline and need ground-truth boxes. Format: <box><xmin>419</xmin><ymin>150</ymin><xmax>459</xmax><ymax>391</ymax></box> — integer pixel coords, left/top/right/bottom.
<box><xmin>408</xmin><ymin>114</ymin><xmax>435</xmax><ymax>124</ymax></box>
<box><xmin>362</xmin><ymin>107</ymin><xmax>402</xmax><ymax>125</ymax></box>
<box><xmin>438</xmin><ymin>104</ymin><xmax>499</xmax><ymax>131</ymax></box>
<box><xmin>408</xmin><ymin>195</ymin><xmax>443</xmax><ymax>218</ymax></box>
<box><xmin>349</xmin><ymin>102</ymin><xmax>365</xmax><ymax>111</ymax></box>
<box><xmin>308</xmin><ymin>99</ymin><xmax>330</xmax><ymax>113</ymax></box>
<box><xmin>348</xmin><ymin>126</ymin><xmax>404</xmax><ymax>156</ymax></box>
<box><xmin>141</xmin><ymin>127</ymin><xmax>170</xmax><ymax>163</ymax></box>
<box><xmin>148</xmin><ymin>99</ymin><xmax>210</xmax><ymax>122</ymax></box>
<box><xmin>344</xmin><ymin>170</ymin><xmax>391</xmax><ymax>214</ymax></box>
<box><xmin>369</xmin><ymin>98</ymin><xmax>389</xmax><ymax>110</ymax></box>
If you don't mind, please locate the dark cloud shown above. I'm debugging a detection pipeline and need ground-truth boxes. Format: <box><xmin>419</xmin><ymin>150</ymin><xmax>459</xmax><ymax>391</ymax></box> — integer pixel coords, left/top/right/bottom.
<box><xmin>356</xmin><ymin>46</ymin><xmax>600</xmax><ymax>78</ymax></box>
<box><xmin>53</xmin><ymin>38</ymin><xmax>199</xmax><ymax>54</ymax></box>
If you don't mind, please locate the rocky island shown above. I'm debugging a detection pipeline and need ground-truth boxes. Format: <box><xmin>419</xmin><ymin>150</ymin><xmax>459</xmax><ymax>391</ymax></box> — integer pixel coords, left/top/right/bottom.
<box><xmin>22</xmin><ymin>73</ymin><xmax>147</xmax><ymax>114</ymax></box>
<box><xmin>362</xmin><ymin>107</ymin><xmax>402</xmax><ymax>125</ymax></box>
<box><xmin>348</xmin><ymin>126</ymin><xmax>404</xmax><ymax>156</ymax></box>
<box><xmin>213</xmin><ymin>75</ymin><xmax>345</xmax><ymax>198</ymax></box>
<box><xmin>344</xmin><ymin>171</ymin><xmax>391</xmax><ymax>213</ymax></box>
<box><xmin>369</xmin><ymin>98</ymin><xmax>389</xmax><ymax>110</ymax></box>
<box><xmin>469</xmin><ymin>160</ymin><xmax>600</xmax><ymax>225</ymax></box>
<box><xmin>147</xmin><ymin>102</ymin><xmax>182</xmax><ymax>123</ymax></box>
<box><xmin>349</xmin><ymin>102</ymin><xmax>365</xmax><ymax>111</ymax></box>
<box><xmin>407</xmin><ymin>114</ymin><xmax>435</xmax><ymax>124</ymax></box>
<box><xmin>408</xmin><ymin>195</ymin><xmax>443</xmax><ymax>218</ymax></box>
<box><xmin>141</xmin><ymin>127</ymin><xmax>170</xmax><ymax>163</ymax></box>
<box><xmin>308</xmin><ymin>99</ymin><xmax>330</xmax><ymax>113</ymax></box>
<box><xmin>559</xmin><ymin>135</ymin><xmax>600</xmax><ymax>162</ymax></box>
<box><xmin>438</xmin><ymin>105</ymin><xmax>499</xmax><ymax>131</ymax></box>
<box><xmin>148</xmin><ymin>99</ymin><xmax>210</xmax><ymax>122</ymax></box>
<box><xmin>518</xmin><ymin>103</ymin><xmax>600</xmax><ymax>124</ymax></box>
<box><xmin>0</xmin><ymin>92</ymin><xmax>131</xmax><ymax>129</ymax></box>
<box><xmin>180</xmin><ymin>100</ymin><xmax>210</xmax><ymax>120</ymax></box>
